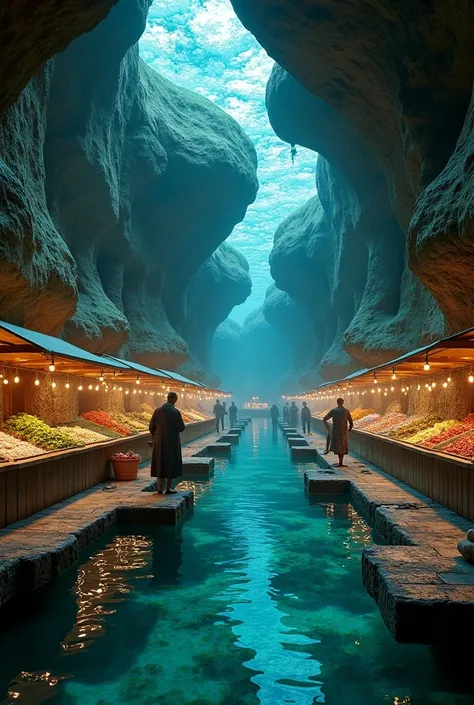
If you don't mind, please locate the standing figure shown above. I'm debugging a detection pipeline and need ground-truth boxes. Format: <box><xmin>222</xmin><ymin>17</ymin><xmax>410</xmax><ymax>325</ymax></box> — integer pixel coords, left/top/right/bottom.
<box><xmin>270</xmin><ymin>404</ymin><xmax>279</xmax><ymax>426</ymax></box>
<box><xmin>222</xmin><ymin>401</ymin><xmax>227</xmax><ymax>430</ymax></box>
<box><xmin>213</xmin><ymin>399</ymin><xmax>224</xmax><ymax>433</ymax></box>
<box><xmin>289</xmin><ymin>401</ymin><xmax>299</xmax><ymax>428</ymax></box>
<box><xmin>149</xmin><ymin>392</ymin><xmax>185</xmax><ymax>495</ymax></box>
<box><xmin>301</xmin><ymin>401</ymin><xmax>312</xmax><ymax>434</ymax></box>
<box><xmin>323</xmin><ymin>398</ymin><xmax>353</xmax><ymax>468</ymax></box>
<box><xmin>282</xmin><ymin>402</ymin><xmax>289</xmax><ymax>423</ymax></box>
<box><xmin>229</xmin><ymin>401</ymin><xmax>238</xmax><ymax>426</ymax></box>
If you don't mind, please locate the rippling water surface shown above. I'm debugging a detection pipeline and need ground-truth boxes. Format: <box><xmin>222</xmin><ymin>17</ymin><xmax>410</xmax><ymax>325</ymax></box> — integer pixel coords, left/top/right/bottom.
<box><xmin>0</xmin><ymin>419</ymin><xmax>472</xmax><ymax>705</ymax></box>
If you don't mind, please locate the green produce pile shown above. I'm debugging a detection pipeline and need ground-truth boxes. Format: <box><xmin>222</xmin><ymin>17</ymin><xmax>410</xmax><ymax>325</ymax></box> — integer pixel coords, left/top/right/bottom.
<box><xmin>4</xmin><ymin>413</ymin><xmax>82</xmax><ymax>451</ymax></box>
<box><xmin>387</xmin><ymin>414</ymin><xmax>440</xmax><ymax>441</ymax></box>
<box><xmin>67</xmin><ymin>418</ymin><xmax>121</xmax><ymax>439</ymax></box>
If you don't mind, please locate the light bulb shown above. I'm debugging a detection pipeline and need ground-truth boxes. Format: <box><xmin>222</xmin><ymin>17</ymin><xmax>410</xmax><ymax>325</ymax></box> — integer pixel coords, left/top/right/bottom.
<box><xmin>125</xmin><ymin>390</ymin><xmax>129</xmax><ymax>395</ymax></box>
<box><xmin>65</xmin><ymin>382</ymin><xmax>70</xmax><ymax>389</ymax></box>
<box><xmin>377</xmin><ymin>388</ymin><xmax>381</xmax><ymax>393</ymax></box>
<box><xmin>95</xmin><ymin>385</ymin><xmax>99</xmax><ymax>391</ymax></box>
<box><xmin>390</xmin><ymin>386</ymin><xmax>394</xmax><ymax>392</ymax></box>
<box><xmin>34</xmin><ymin>378</ymin><xmax>40</xmax><ymax>386</ymax></box>
<box><xmin>447</xmin><ymin>376</ymin><xmax>451</xmax><ymax>383</ymax></box>
<box><xmin>469</xmin><ymin>375</ymin><xmax>474</xmax><ymax>384</ymax></box>
<box><xmin>78</xmin><ymin>385</ymin><xmax>83</xmax><ymax>391</ymax></box>
<box><xmin>432</xmin><ymin>381</ymin><xmax>436</xmax><ymax>388</ymax></box>
<box><xmin>443</xmin><ymin>382</ymin><xmax>448</xmax><ymax>388</ymax></box>
<box><xmin>133</xmin><ymin>389</ymin><xmax>137</xmax><ymax>395</ymax></box>
<box><xmin>51</xmin><ymin>381</ymin><xmax>56</xmax><ymax>389</ymax></box>
<box><xmin>112</xmin><ymin>385</ymin><xmax>117</xmax><ymax>391</ymax></box>
<box><xmin>14</xmin><ymin>375</ymin><xmax>19</xmax><ymax>384</ymax></box>
<box><xmin>424</xmin><ymin>363</ymin><xmax>430</xmax><ymax>371</ymax></box>
<box><xmin>3</xmin><ymin>379</ymin><xmax>8</xmax><ymax>385</ymax></box>
<box><xmin>99</xmin><ymin>371</ymin><xmax>104</xmax><ymax>382</ymax></box>
<box><xmin>417</xmin><ymin>384</ymin><xmax>421</xmax><ymax>391</ymax></box>
<box><xmin>119</xmin><ymin>387</ymin><xmax>123</xmax><ymax>392</ymax></box>
<box><xmin>88</xmin><ymin>384</ymin><xmax>93</xmax><ymax>390</ymax></box>
<box><xmin>49</xmin><ymin>364</ymin><xmax>55</xmax><ymax>372</ymax></box>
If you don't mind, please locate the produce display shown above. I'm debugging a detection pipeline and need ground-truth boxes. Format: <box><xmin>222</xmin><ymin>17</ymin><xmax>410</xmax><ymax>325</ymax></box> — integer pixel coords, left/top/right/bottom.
<box><xmin>0</xmin><ymin>431</ymin><xmax>45</xmax><ymax>461</ymax></box>
<box><xmin>114</xmin><ymin>413</ymin><xmax>148</xmax><ymax>432</ymax></box>
<box><xmin>405</xmin><ymin>420</ymin><xmax>459</xmax><ymax>446</ymax></box>
<box><xmin>354</xmin><ymin>413</ymin><xmax>380</xmax><ymax>429</ymax></box>
<box><xmin>351</xmin><ymin>407</ymin><xmax>375</xmax><ymax>421</ymax></box>
<box><xmin>419</xmin><ymin>414</ymin><xmax>474</xmax><ymax>448</ymax></box>
<box><xmin>82</xmin><ymin>411</ymin><xmax>132</xmax><ymax>437</ymax></box>
<box><xmin>68</xmin><ymin>418</ymin><xmax>121</xmax><ymax>439</ymax></box>
<box><xmin>4</xmin><ymin>413</ymin><xmax>82</xmax><ymax>451</ymax></box>
<box><xmin>363</xmin><ymin>413</ymin><xmax>407</xmax><ymax>434</ymax></box>
<box><xmin>442</xmin><ymin>432</ymin><xmax>474</xmax><ymax>459</ymax></box>
<box><xmin>61</xmin><ymin>425</ymin><xmax>110</xmax><ymax>445</ymax></box>
<box><xmin>387</xmin><ymin>414</ymin><xmax>440</xmax><ymax>440</ymax></box>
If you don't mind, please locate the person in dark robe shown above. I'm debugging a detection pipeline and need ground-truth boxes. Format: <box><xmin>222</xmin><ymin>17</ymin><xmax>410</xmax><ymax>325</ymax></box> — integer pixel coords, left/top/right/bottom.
<box><xmin>323</xmin><ymin>398</ymin><xmax>353</xmax><ymax>467</ymax></box>
<box><xmin>282</xmin><ymin>402</ymin><xmax>289</xmax><ymax>423</ymax></box>
<box><xmin>213</xmin><ymin>399</ymin><xmax>224</xmax><ymax>432</ymax></box>
<box><xmin>229</xmin><ymin>401</ymin><xmax>238</xmax><ymax>426</ymax></box>
<box><xmin>301</xmin><ymin>401</ymin><xmax>312</xmax><ymax>434</ymax></box>
<box><xmin>149</xmin><ymin>392</ymin><xmax>185</xmax><ymax>494</ymax></box>
<box><xmin>289</xmin><ymin>401</ymin><xmax>298</xmax><ymax>427</ymax></box>
<box><xmin>222</xmin><ymin>401</ymin><xmax>227</xmax><ymax>430</ymax></box>
<box><xmin>270</xmin><ymin>404</ymin><xmax>279</xmax><ymax>426</ymax></box>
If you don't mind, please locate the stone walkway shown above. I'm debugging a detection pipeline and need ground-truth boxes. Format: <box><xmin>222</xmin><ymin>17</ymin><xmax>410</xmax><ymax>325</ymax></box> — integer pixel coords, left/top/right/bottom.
<box><xmin>287</xmin><ymin>425</ymin><xmax>474</xmax><ymax>644</ymax></box>
<box><xmin>0</xmin><ymin>429</ymin><xmax>224</xmax><ymax>608</ymax></box>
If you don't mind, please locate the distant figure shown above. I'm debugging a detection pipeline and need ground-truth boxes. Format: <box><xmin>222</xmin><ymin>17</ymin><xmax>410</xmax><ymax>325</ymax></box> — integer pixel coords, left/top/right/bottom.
<box><xmin>229</xmin><ymin>401</ymin><xmax>238</xmax><ymax>426</ymax></box>
<box><xmin>149</xmin><ymin>392</ymin><xmax>185</xmax><ymax>495</ymax></box>
<box><xmin>222</xmin><ymin>401</ymin><xmax>227</xmax><ymax>430</ymax></box>
<box><xmin>270</xmin><ymin>404</ymin><xmax>279</xmax><ymax>426</ymax></box>
<box><xmin>323</xmin><ymin>398</ymin><xmax>353</xmax><ymax>468</ymax></box>
<box><xmin>282</xmin><ymin>402</ymin><xmax>290</xmax><ymax>423</ymax></box>
<box><xmin>289</xmin><ymin>401</ymin><xmax>298</xmax><ymax>427</ymax></box>
<box><xmin>213</xmin><ymin>399</ymin><xmax>225</xmax><ymax>433</ymax></box>
<box><xmin>290</xmin><ymin>144</ymin><xmax>297</xmax><ymax>164</ymax></box>
<box><xmin>301</xmin><ymin>401</ymin><xmax>312</xmax><ymax>434</ymax></box>
<box><xmin>324</xmin><ymin>428</ymin><xmax>331</xmax><ymax>455</ymax></box>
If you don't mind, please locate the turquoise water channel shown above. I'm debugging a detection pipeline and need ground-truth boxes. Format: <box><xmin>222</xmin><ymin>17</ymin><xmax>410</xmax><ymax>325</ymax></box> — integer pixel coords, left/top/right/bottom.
<box><xmin>0</xmin><ymin>419</ymin><xmax>473</xmax><ymax>705</ymax></box>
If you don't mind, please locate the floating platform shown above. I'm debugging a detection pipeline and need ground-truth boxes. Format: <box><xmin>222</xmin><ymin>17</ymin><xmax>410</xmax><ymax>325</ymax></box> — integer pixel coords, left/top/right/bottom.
<box><xmin>283</xmin><ymin>428</ymin><xmax>298</xmax><ymax>436</ymax></box>
<box><xmin>194</xmin><ymin>443</ymin><xmax>232</xmax><ymax>456</ymax></box>
<box><xmin>287</xmin><ymin>437</ymin><xmax>309</xmax><ymax>447</ymax></box>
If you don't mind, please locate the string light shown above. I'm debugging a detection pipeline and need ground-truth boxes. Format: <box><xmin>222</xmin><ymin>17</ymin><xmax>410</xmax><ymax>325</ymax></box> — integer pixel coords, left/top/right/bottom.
<box><xmin>133</xmin><ymin>389</ymin><xmax>137</xmax><ymax>395</ymax></box>
<box><xmin>447</xmin><ymin>376</ymin><xmax>452</xmax><ymax>383</ymax></box>
<box><xmin>95</xmin><ymin>384</ymin><xmax>100</xmax><ymax>391</ymax></box>
<box><xmin>88</xmin><ymin>384</ymin><xmax>93</xmax><ymax>390</ymax></box>
<box><xmin>119</xmin><ymin>386</ymin><xmax>123</xmax><ymax>392</ymax></box>
<box><xmin>14</xmin><ymin>373</ymin><xmax>19</xmax><ymax>384</ymax></box>
<box><xmin>34</xmin><ymin>376</ymin><xmax>40</xmax><ymax>386</ymax></box>
<box><xmin>391</xmin><ymin>367</ymin><xmax>396</xmax><ymax>380</ymax></box>
<box><xmin>443</xmin><ymin>382</ymin><xmax>448</xmax><ymax>388</ymax></box>
<box><xmin>99</xmin><ymin>370</ymin><xmax>104</xmax><ymax>382</ymax></box>
<box><xmin>125</xmin><ymin>390</ymin><xmax>129</xmax><ymax>395</ymax></box>
<box><xmin>373</xmin><ymin>373</ymin><xmax>378</xmax><ymax>385</ymax></box>
<box><xmin>136</xmin><ymin>374</ymin><xmax>140</xmax><ymax>385</ymax></box>
<box><xmin>49</xmin><ymin>356</ymin><xmax>55</xmax><ymax>373</ymax></box>
<box><xmin>78</xmin><ymin>384</ymin><xmax>83</xmax><ymax>391</ymax></box>
<box><xmin>51</xmin><ymin>381</ymin><xmax>56</xmax><ymax>389</ymax></box>
<box><xmin>3</xmin><ymin>378</ymin><xmax>8</xmax><ymax>385</ymax></box>
<box><xmin>423</xmin><ymin>352</ymin><xmax>430</xmax><ymax>371</ymax></box>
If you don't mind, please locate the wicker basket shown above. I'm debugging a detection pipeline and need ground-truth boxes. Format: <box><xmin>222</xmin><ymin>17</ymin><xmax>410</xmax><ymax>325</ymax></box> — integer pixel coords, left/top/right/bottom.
<box><xmin>112</xmin><ymin>458</ymin><xmax>139</xmax><ymax>481</ymax></box>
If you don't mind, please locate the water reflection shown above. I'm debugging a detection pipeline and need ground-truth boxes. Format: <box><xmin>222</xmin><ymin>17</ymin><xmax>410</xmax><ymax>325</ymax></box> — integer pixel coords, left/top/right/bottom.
<box><xmin>1</xmin><ymin>672</ymin><xmax>71</xmax><ymax>705</ymax></box>
<box><xmin>61</xmin><ymin>535</ymin><xmax>152</xmax><ymax>655</ymax></box>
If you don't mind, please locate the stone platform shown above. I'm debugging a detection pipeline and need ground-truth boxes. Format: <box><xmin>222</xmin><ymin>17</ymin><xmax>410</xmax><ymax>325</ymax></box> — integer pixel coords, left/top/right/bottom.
<box><xmin>302</xmin><ymin>432</ymin><xmax>474</xmax><ymax>644</ymax></box>
<box><xmin>194</xmin><ymin>442</ymin><xmax>232</xmax><ymax>456</ymax></box>
<box><xmin>287</xmin><ymin>436</ymin><xmax>309</xmax><ymax>447</ymax></box>
<box><xmin>182</xmin><ymin>457</ymin><xmax>215</xmax><ymax>477</ymax></box>
<box><xmin>291</xmin><ymin>446</ymin><xmax>317</xmax><ymax>459</ymax></box>
<box><xmin>0</xmin><ymin>431</ymin><xmax>221</xmax><ymax>608</ymax></box>
<box><xmin>218</xmin><ymin>434</ymin><xmax>239</xmax><ymax>444</ymax></box>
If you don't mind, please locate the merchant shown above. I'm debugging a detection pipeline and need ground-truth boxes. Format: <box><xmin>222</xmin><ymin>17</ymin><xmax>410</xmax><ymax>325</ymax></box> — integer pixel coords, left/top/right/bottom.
<box><xmin>289</xmin><ymin>401</ymin><xmax>299</xmax><ymax>428</ymax></box>
<box><xmin>323</xmin><ymin>398</ymin><xmax>353</xmax><ymax>468</ymax></box>
<box><xmin>213</xmin><ymin>399</ymin><xmax>225</xmax><ymax>432</ymax></box>
<box><xmin>229</xmin><ymin>401</ymin><xmax>238</xmax><ymax>426</ymax></box>
<box><xmin>149</xmin><ymin>391</ymin><xmax>185</xmax><ymax>494</ymax></box>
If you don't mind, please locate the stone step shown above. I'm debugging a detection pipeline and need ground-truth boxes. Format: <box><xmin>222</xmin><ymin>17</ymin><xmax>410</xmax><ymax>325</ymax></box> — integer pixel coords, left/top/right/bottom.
<box><xmin>287</xmin><ymin>437</ymin><xmax>309</xmax><ymax>447</ymax></box>
<box><xmin>304</xmin><ymin>468</ymin><xmax>350</xmax><ymax>494</ymax></box>
<box><xmin>217</xmin><ymin>434</ymin><xmax>239</xmax><ymax>444</ymax></box>
<box><xmin>283</xmin><ymin>428</ymin><xmax>298</xmax><ymax>436</ymax></box>
<box><xmin>291</xmin><ymin>446</ymin><xmax>317</xmax><ymax>459</ymax></box>
<box><xmin>182</xmin><ymin>457</ymin><xmax>215</xmax><ymax>476</ymax></box>
<box><xmin>194</xmin><ymin>443</ymin><xmax>232</xmax><ymax>456</ymax></box>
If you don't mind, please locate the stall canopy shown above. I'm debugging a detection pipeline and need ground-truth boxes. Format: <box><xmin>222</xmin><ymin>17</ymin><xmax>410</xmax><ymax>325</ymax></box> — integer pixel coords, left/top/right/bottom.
<box><xmin>298</xmin><ymin>326</ymin><xmax>474</xmax><ymax>395</ymax></box>
<box><xmin>0</xmin><ymin>320</ymin><xmax>212</xmax><ymax>392</ymax></box>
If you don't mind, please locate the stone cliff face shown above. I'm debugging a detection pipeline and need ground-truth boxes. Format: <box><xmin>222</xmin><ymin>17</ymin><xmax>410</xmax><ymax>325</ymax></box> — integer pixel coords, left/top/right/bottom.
<box><xmin>181</xmin><ymin>243</ymin><xmax>252</xmax><ymax>386</ymax></box>
<box><xmin>0</xmin><ymin>0</ymin><xmax>258</xmax><ymax>374</ymax></box>
<box><xmin>230</xmin><ymin>0</ymin><xmax>473</xmax><ymax>385</ymax></box>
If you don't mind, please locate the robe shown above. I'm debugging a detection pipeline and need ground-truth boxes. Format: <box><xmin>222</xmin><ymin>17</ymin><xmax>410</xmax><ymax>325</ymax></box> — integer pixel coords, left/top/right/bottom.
<box><xmin>289</xmin><ymin>405</ymin><xmax>299</xmax><ymax>427</ymax></box>
<box><xmin>270</xmin><ymin>405</ymin><xmax>279</xmax><ymax>420</ymax></box>
<box><xmin>283</xmin><ymin>406</ymin><xmax>289</xmax><ymax>422</ymax></box>
<box><xmin>229</xmin><ymin>405</ymin><xmax>238</xmax><ymax>424</ymax></box>
<box><xmin>323</xmin><ymin>406</ymin><xmax>353</xmax><ymax>455</ymax></box>
<box><xmin>149</xmin><ymin>403</ymin><xmax>185</xmax><ymax>478</ymax></box>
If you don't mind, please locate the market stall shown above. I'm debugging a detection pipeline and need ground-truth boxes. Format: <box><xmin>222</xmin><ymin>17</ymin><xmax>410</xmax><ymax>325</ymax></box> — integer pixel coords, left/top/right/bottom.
<box><xmin>285</xmin><ymin>327</ymin><xmax>474</xmax><ymax>520</ymax></box>
<box><xmin>0</xmin><ymin>320</ymin><xmax>227</xmax><ymax>527</ymax></box>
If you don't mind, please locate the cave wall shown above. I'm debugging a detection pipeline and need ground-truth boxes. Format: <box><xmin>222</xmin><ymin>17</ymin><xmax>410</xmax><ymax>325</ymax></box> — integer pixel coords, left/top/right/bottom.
<box><xmin>0</xmin><ymin>0</ymin><xmax>258</xmax><ymax>378</ymax></box>
<box><xmin>228</xmin><ymin>0</ymin><xmax>474</xmax><ymax>386</ymax></box>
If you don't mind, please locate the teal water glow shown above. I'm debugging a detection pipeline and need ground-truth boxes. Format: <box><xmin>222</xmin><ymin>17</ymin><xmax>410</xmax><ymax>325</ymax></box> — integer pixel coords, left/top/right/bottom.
<box><xmin>0</xmin><ymin>420</ymin><xmax>472</xmax><ymax>705</ymax></box>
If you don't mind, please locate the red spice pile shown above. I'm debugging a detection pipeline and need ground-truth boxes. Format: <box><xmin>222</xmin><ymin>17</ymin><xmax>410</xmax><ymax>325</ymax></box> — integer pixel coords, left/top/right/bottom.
<box><xmin>82</xmin><ymin>410</ymin><xmax>131</xmax><ymax>436</ymax></box>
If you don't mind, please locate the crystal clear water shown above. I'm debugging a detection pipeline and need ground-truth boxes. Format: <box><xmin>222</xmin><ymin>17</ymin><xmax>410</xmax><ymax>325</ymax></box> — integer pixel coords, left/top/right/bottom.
<box><xmin>1</xmin><ymin>420</ymin><xmax>473</xmax><ymax>705</ymax></box>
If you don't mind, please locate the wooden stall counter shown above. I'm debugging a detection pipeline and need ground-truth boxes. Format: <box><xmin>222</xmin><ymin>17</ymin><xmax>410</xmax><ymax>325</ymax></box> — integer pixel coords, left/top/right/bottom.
<box><xmin>0</xmin><ymin>418</ymin><xmax>215</xmax><ymax>529</ymax></box>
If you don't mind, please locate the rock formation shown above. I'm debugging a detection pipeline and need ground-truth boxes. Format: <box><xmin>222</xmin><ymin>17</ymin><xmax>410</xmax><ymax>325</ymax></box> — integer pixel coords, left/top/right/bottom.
<box><xmin>180</xmin><ymin>243</ymin><xmax>252</xmax><ymax>386</ymax></box>
<box><xmin>228</xmin><ymin>0</ymin><xmax>474</xmax><ymax>385</ymax></box>
<box><xmin>0</xmin><ymin>0</ymin><xmax>258</xmax><ymax>374</ymax></box>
